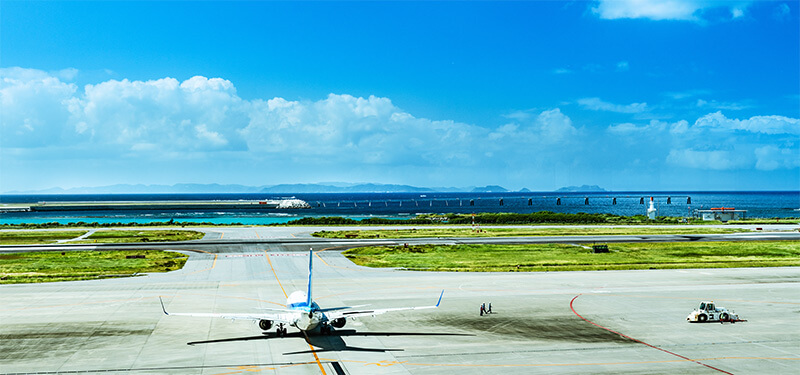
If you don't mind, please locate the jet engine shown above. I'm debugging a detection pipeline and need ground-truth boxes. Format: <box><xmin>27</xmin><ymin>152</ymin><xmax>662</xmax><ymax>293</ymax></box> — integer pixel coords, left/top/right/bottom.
<box><xmin>331</xmin><ymin>318</ymin><xmax>346</xmax><ymax>328</ymax></box>
<box><xmin>258</xmin><ymin>320</ymin><xmax>272</xmax><ymax>330</ymax></box>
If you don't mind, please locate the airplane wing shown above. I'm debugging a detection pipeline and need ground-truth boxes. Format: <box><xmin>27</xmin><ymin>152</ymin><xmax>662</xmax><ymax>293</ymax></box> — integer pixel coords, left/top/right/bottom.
<box><xmin>318</xmin><ymin>304</ymin><xmax>369</xmax><ymax>313</ymax></box>
<box><xmin>325</xmin><ymin>290</ymin><xmax>444</xmax><ymax>320</ymax></box>
<box><xmin>159</xmin><ymin>297</ymin><xmax>298</xmax><ymax>324</ymax></box>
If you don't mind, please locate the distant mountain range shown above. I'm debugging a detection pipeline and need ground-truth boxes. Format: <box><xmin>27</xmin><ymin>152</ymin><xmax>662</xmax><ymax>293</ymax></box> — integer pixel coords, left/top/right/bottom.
<box><xmin>5</xmin><ymin>183</ymin><xmax>605</xmax><ymax>194</ymax></box>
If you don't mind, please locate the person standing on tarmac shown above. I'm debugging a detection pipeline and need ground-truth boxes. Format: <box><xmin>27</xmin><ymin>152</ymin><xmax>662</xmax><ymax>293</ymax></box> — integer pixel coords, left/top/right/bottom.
<box><xmin>480</xmin><ymin>303</ymin><xmax>485</xmax><ymax>316</ymax></box>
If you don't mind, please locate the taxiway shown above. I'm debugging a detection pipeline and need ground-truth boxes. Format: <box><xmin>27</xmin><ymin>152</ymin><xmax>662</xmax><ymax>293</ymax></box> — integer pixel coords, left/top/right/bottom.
<box><xmin>1</xmin><ymin>227</ymin><xmax>799</xmax><ymax>374</ymax></box>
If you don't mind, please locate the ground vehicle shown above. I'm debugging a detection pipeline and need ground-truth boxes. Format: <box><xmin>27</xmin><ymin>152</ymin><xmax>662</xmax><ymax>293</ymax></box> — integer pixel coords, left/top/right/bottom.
<box><xmin>687</xmin><ymin>301</ymin><xmax>741</xmax><ymax>323</ymax></box>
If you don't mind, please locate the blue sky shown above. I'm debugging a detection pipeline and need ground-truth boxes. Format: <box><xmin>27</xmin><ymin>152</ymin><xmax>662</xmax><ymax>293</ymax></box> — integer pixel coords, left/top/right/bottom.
<box><xmin>1</xmin><ymin>0</ymin><xmax>798</xmax><ymax>192</ymax></box>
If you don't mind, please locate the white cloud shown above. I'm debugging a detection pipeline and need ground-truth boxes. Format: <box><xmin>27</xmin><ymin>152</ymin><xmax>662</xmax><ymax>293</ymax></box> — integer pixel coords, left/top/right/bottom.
<box><xmin>666</xmin><ymin>148</ymin><xmax>748</xmax><ymax>170</ymax></box>
<box><xmin>608</xmin><ymin>119</ymin><xmax>668</xmax><ymax>135</ymax></box>
<box><xmin>240</xmin><ymin>93</ymin><xmax>488</xmax><ymax>166</ymax></box>
<box><xmin>664</xmin><ymin>89</ymin><xmax>711</xmax><ymax>100</ymax></box>
<box><xmin>591</xmin><ymin>0</ymin><xmax>753</xmax><ymax>22</ymax></box>
<box><xmin>0</xmin><ymin>67</ymin><xmax>79</xmax><ymax>147</ymax></box>
<box><xmin>3</xmin><ymin>67</ymin><xmax>795</xmax><ymax>191</ymax></box>
<box><xmin>616</xmin><ymin>61</ymin><xmax>630</xmax><ymax>72</ymax></box>
<box><xmin>54</xmin><ymin>68</ymin><xmax>79</xmax><ymax>81</ymax></box>
<box><xmin>774</xmin><ymin>3</ymin><xmax>791</xmax><ymax>21</ymax></box>
<box><xmin>489</xmin><ymin>108</ymin><xmax>579</xmax><ymax>146</ymax></box>
<box><xmin>77</xmin><ymin>75</ymin><xmax>247</xmax><ymax>153</ymax></box>
<box><xmin>536</xmin><ymin>108</ymin><xmax>579</xmax><ymax>141</ymax></box>
<box><xmin>754</xmin><ymin>145</ymin><xmax>800</xmax><ymax>171</ymax></box>
<box><xmin>607</xmin><ymin>112</ymin><xmax>799</xmax><ymax>171</ymax></box>
<box><xmin>694</xmin><ymin>111</ymin><xmax>800</xmax><ymax>135</ymax></box>
<box><xmin>696</xmin><ymin>99</ymin><xmax>750</xmax><ymax>111</ymax></box>
<box><xmin>592</xmin><ymin>0</ymin><xmax>704</xmax><ymax>20</ymax></box>
<box><xmin>2</xmin><ymin>68</ymin><xmax>516</xmax><ymax>168</ymax></box>
<box><xmin>578</xmin><ymin>97</ymin><xmax>648</xmax><ymax>113</ymax></box>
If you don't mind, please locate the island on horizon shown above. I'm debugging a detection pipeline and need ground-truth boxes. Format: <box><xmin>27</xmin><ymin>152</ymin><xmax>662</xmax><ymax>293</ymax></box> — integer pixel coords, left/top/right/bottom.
<box><xmin>3</xmin><ymin>182</ymin><xmax>607</xmax><ymax>195</ymax></box>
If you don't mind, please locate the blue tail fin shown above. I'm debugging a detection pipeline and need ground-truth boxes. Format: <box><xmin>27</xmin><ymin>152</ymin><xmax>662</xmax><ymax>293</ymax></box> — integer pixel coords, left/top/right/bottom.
<box><xmin>306</xmin><ymin>249</ymin><xmax>313</xmax><ymax>306</ymax></box>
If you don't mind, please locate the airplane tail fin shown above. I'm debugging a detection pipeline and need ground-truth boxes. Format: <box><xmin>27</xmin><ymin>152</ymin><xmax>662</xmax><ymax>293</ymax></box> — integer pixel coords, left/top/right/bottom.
<box><xmin>306</xmin><ymin>249</ymin><xmax>313</xmax><ymax>307</ymax></box>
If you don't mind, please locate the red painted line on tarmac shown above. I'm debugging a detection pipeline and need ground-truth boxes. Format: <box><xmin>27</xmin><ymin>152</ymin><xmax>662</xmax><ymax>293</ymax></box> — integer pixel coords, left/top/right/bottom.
<box><xmin>570</xmin><ymin>294</ymin><xmax>733</xmax><ymax>375</ymax></box>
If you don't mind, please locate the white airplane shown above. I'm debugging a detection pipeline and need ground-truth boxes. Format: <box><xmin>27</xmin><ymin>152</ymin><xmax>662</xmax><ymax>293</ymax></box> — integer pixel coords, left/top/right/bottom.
<box><xmin>159</xmin><ymin>250</ymin><xmax>443</xmax><ymax>336</ymax></box>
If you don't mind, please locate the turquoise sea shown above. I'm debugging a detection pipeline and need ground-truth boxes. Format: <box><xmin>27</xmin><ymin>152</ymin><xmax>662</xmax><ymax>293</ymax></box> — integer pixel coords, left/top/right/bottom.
<box><xmin>1</xmin><ymin>191</ymin><xmax>798</xmax><ymax>225</ymax></box>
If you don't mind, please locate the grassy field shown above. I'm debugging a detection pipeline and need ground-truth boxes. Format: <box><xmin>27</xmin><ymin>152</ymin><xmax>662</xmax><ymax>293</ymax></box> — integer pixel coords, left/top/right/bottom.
<box><xmin>0</xmin><ymin>231</ymin><xmax>88</xmax><ymax>245</ymax></box>
<box><xmin>74</xmin><ymin>230</ymin><xmax>205</xmax><ymax>243</ymax></box>
<box><xmin>343</xmin><ymin>241</ymin><xmax>800</xmax><ymax>272</ymax></box>
<box><xmin>0</xmin><ymin>229</ymin><xmax>204</xmax><ymax>245</ymax></box>
<box><xmin>314</xmin><ymin>227</ymin><xmax>751</xmax><ymax>239</ymax></box>
<box><xmin>0</xmin><ymin>250</ymin><xmax>189</xmax><ymax>284</ymax></box>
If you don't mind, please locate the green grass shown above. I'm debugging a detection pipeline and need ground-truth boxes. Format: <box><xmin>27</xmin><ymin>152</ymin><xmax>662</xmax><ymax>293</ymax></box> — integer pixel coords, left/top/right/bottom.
<box><xmin>314</xmin><ymin>227</ymin><xmax>750</xmax><ymax>239</ymax></box>
<box><xmin>73</xmin><ymin>230</ymin><xmax>205</xmax><ymax>243</ymax></box>
<box><xmin>343</xmin><ymin>241</ymin><xmax>800</xmax><ymax>272</ymax></box>
<box><xmin>0</xmin><ymin>231</ymin><xmax>88</xmax><ymax>245</ymax></box>
<box><xmin>0</xmin><ymin>250</ymin><xmax>189</xmax><ymax>284</ymax></box>
<box><xmin>0</xmin><ymin>229</ymin><xmax>203</xmax><ymax>245</ymax></box>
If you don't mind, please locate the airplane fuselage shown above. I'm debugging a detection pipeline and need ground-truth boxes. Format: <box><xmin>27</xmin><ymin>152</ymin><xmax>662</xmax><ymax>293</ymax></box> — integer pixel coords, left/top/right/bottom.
<box><xmin>286</xmin><ymin>290</ymin><xmax>323</xmax><ymax>331</ymax></box>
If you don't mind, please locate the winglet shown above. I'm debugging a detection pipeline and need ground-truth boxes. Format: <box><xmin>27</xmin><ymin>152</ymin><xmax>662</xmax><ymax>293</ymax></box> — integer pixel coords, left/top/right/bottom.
<box><xmin>436</xmin><ymin>290</ymin><xmax>444</xmax><ymax>307</ymax></box>
<box><xmin>159</xmin><ymin>296</ymin><xmax>169</xmax><ymax>315</ymax></box>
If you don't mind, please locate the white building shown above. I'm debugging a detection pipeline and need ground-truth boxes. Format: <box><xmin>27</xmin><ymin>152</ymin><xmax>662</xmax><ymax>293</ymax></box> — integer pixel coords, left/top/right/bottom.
<box><xmin>694</xmin><ymin>208</ymin><xmax>746</xmax><ymax>222</ymax></box>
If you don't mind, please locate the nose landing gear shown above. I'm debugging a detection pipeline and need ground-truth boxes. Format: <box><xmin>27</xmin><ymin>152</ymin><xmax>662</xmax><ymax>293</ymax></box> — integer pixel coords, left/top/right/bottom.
<box><xmin>276</xmin><ymin>323</ymin><xmax>288</xmax><ymax>337</ymax></box>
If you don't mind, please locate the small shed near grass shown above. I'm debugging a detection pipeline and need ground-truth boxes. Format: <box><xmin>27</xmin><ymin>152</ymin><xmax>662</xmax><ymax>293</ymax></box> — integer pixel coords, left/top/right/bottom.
<box><xmin>694</xmin><ymin>207</ymin><xmax>746</xmax><ymax>222</ymax></box>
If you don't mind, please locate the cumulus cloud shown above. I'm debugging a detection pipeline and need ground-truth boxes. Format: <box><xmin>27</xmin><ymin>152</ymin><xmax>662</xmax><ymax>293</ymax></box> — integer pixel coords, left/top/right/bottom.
<box><xmin>578</xmin><ymin>97</ymin><xmax>648</xmax><ymax>113</ymax></box>
<box><xmin>77</xmin><ymin>75</ymin><xmax>248</xmax><ymax>154</ymax></box>
<box><xmin>606</xmin><ymin>111</ymin><xmax>800</xmax><ymax>171</ymax></box>
<box><xmin>591</xmin><ymin>0</ymin><xmax>753</xmax><ymax>22</ymax></box>
<box><xmin>0</xmin><ymin>67</ymin><xmax>79</xmax><ymax>147</ymax></box>
<box><xmin>2</xmin><ymin>67</ymin><xmax>593</xmax><ymax>174</ymax></box>
<box><xmin>4</xmin><ymin>67</ymin><xmax>795</xmax><ymax>191</ymax></box>
<box><xmin>536</xmin><ymin>108</ymin><xmax>579</xmax><ymax>141</ymax></box>
<box><xmin>489</xmin><ymin>108</ymin><xmax>580</xmax><ymax>146</ymax></box>
<box><xmin>11</xmin><ymin>68</ymin><xmax>590</xmax><ymax>171</ymax></box>
<box><xmin>240</xmin><ymin>93</ymin><xmax>488</xmax><ymax>166</ymax></box>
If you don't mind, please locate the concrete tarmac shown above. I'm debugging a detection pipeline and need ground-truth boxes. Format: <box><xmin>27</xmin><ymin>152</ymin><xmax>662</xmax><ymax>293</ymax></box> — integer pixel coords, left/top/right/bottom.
<box><xmin>1</xmin><ymin>229</ymin><xmax>799</xmax><ymax>374</ymax></box>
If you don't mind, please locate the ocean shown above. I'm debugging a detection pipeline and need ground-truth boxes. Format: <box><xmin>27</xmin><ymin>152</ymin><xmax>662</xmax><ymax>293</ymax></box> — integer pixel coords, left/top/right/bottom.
<box><xmin>1</xmin><ymin>191</ymin><xmax>798</xmax><ymax>225</ymax></box>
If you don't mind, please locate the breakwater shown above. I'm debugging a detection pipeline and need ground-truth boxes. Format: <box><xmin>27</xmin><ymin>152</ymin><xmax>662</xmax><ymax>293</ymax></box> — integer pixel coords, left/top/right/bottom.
<box><xmin>19</xmin><ymin>199</ymin><xmax>310</xmax><ymax>212</ymax></box>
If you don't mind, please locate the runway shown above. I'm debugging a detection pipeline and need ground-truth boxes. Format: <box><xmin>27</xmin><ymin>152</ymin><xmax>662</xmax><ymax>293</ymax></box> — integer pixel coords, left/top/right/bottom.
<box><xmin>1</xmin><ymin>228</ymin><xmax>799</xmax><ymax>374</ymax></box>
